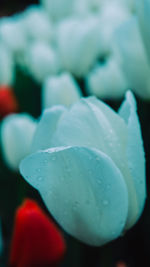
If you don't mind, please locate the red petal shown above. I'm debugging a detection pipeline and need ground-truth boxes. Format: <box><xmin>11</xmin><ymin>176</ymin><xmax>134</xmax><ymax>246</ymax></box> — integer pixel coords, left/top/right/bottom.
<box><xmin>0</xmin><ymin>85</ymin><xmax>18</xmax><ymax>119</ymax></box>
<box><xmin>116</xmin><ymin>261</ymin><xmax>128</xmax><ymax>267</ymax></box>
<box><xmin>9</xmin><ymin>199</ymin><xmax>66</xmax><ymax>267</ymax></box>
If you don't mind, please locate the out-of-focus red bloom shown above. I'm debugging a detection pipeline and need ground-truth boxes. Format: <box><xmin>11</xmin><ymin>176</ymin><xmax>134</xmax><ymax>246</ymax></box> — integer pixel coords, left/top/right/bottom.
<box><xmin>9</xmin><ymin>199</ymin><xmax>66</xmax><ymax>267</ymax></box>
<box><xmin>0</xmin><ymin>85</ymin><xmax>18</xmax><ymax>119</ymax></box>
<box><xmin>116</xmin><ymin>261</ymin><xmax>128</xmax><ymax>267</ymax></box>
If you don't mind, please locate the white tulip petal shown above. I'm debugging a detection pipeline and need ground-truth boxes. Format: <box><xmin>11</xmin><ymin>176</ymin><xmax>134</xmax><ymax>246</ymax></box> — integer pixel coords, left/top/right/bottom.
<box><xmin>20</xmin><ymin>146</ymin><xmax>128</xmax><ymax>246</ymax></box>
<box><xmin>1</xmin><ymin>114</ymin><xmax>37</xmax><ymax>170</ymax></box>
<box><xmin>114</xmin><ymin>17</ymin><xmax>150</xmax><ymax>99</ymax></box>
<box><xmin>119</xmin><ymin>91</ymin><xmax>146</xmax><ymax>222</ymax></box>
<box><xmin>52</xmin><ymin>97</ymin><xmax>139</xmax><ymax>228</ymax></box>
<box><xmin>137</xmin><ymin>0</ymin><xmax>150</xmax><ymax>62</ymax></box>
<box><xmin>52</xmin><ymin>96</ymin><xmax>127</xmax><ymax>169</ymax></box>
<box><xmin>0</xmin><ymin>16</ymin><xmax>27</xmax><ymax>53</ymax></box>
<box><xmin>97</xmin><ymin>2</ymin><xmax>130</xmax><ymax>55</ymax></box>
<box><xmin>22</xmin><ymin>5</ymin><xmax>53</xmax><ymax>43</ymax></box>
<box><xmin>26</xmin><ymin>42</ymin><xmax>60</xmax><ymax>82</ymax></box>
<box><xmin>86</xmin><ymin>57</ymin><xmax>128</xmax><ymax>99</ymax></box>
<box><xmin>42</xmin><ymin>72</ymin><xmax>82</xmax><ymax>109</ymax></box>
<box><xmin>40</xmin><ymin>0</ymin><xmax>74</xmax><ymax>21</ymax></box>
<box><xmin>31</xmin><ymin>105</ymin><xmax>67</xmax><ymax>153</ymax></box>
<box><xmin>0</xmin><ymin>44</ymin><xmax>15</xmax><ymax>85</ymax></box>
<box><xmin>57</xmin><ymin>17</ymin><xmax>99</xmax><ymax>76</ymax></box>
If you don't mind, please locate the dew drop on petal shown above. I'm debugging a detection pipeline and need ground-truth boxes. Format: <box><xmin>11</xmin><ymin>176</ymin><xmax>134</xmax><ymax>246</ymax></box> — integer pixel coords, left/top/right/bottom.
<box><xmin>103</xmin><ymin>200</ymin><xmax>109</xmax><ymax>206</ymax></box>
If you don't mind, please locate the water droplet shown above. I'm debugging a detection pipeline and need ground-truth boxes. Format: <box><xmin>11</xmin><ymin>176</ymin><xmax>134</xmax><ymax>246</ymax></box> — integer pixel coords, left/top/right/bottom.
<box><xmin>103</xmin><ymin>200</ymin><xmax>109</xmax><ymax>206</ymax></box>
<box><xmin>37</xmin><ymin>176</ymin><xmax>43</xmax><ymax>182</ymax></box>
<box><xmin>97</xmin><ymin>179</ymin><xmax>102</xmax><ymax>185</ymax></box>
<box><xmin>36</xmin><ymin>168</ymin><xmax>41</xmax><ymax>173</ymax></box>
<box><xmin>72</xmin><ymin>201</ymin><xmax>80</xmax><ymax>210</ymax></box>
<box><xmin>120</xmin><ymin>220</ymin><xmax>124</xmax><ymax>227</ymax></box>
<box><xmin>52</xmin><ymin>156</ymin><xmax>56</xmax><ymax>161</ymax></box>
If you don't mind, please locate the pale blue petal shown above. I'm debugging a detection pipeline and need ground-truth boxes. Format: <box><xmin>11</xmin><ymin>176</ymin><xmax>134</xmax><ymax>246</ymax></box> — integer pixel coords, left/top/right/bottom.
<box><xmin>52</xmin><ymin>97</ymin><xmax>140</xmax><ymax>228</ymax></box>
<box><xmin>26</xmin><ymin>42</ymin><xmax>60</xmax><ymax>82</ymax></box>
<box><xmin>57</xmin><ymin>17</ymin><xmax>99</xmax><ymax>77</ymax></box>
<box><xmin>42</xmin><ymin>72</ymin><xmax>82</xmax><ymax>109</ymax></box>
<box><xmin>52</xmin><ymin>96</ymin><xmax>128</xmax><ymax>175</ymax></box>
<box><xmin>40</xmin><ymin>0</ymin><xmax>74</xmax><ymax>21</ymax></box>
<box><xmin>1</xmin><ymin>114</ymin><xmax>37</xmax><ymax>170</ymax></box>
<box><xmin>119</xmin><ymin>91</ymin><xmax>146</xmax><ymax>223</ymax></box>
<box><xmin>31</xmin><ymin>105</ymin><xmax>67</xmax><ymax>153</ymax></box>
<box><xmin>0</xmin><ymin>44</ymin><xmax>15</xmax><ymax>85</ymax></box>
<box><xmin>21</xmin><ymin>5</ymin><xmax>53</xmax><ymax>43</ymax></box>
<box><xmin>20</xmin><ymin>146</ymin><xmax>128</xmax><ymax>246</ymax></box>
<box><xmin>137</xmin><ymin>0</ymin><xmax>150</xmax><ymax>62</ymax></box>
<box><xmin>86</xmin><ymin>57</ymin><xmax>128</xmax><ymax>99</ymax></box>
<box><xmin>114</xmin><ymin>17</ymin><xmax>150</xmax><ymax>99</ymax></box>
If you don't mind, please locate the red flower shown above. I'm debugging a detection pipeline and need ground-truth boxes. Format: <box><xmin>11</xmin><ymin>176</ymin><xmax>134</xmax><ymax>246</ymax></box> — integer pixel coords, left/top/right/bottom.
<box><xmin>9</xmin><ymin>199</ymin><xmax>66</xmax><ymax>267</ymax></box>
<box><xmin>116</xmin><ymin>261</ymin><xmax>128</xmax><ymax>267</ymax></box>
<box><xmin>0</xmin><ymin>85</ymin><xmax>18</xmax><ymax>119</ymax></box>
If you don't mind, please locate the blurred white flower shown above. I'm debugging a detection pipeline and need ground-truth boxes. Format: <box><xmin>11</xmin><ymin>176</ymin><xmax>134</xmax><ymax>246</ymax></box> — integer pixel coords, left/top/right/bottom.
<box><xmin>20</xmin><ymin>91</ymin><xmax>146</xmax><ymax>246</ymax></box>
<box><xmin>42</xmin><ymin>72</ymin><xmax>82</xmax><ymax>109</ymax></box>
<box><xmin>40</xmin><ymin>0</ymin><xmax>75</xmax><ymax>21</ymax></box>
<box><xmin>86</xmin><ymin>56</ymin><xmax>129</xmax><ymax>99</ymax></box>
<box><xmin>114</xmin><ymin>16</ymin><xmax>150</xmax><ymax>99</ymax></box>
<box><xmin>21</xmin><ymin>5</ymin><xmax>53</xmax><ymax>43</ymax></box>
<box><xmin>0</xmin><ymin>44</ymin><xmax>15</xmax><ymax>86</ymax></box>
<box><xmin>137</xmin><ymin>0</ymin><xmax>150</xmax><ymax>63</ymax></box>
<box><xmin>97</xmin><ymin>2</ymin><xmax>130</xmax><ymax>56</ymax></box>
<box><xmin>25</xmin><ymin>42</ymin><xmax>61</xmax><ymax>82</ymax></box>
<box><xmin>57</xmin><ymin>16</ymin><xmax>100</xmax><ymax>77</ymax></box>
<box><xmin>74</xmin><ymin>0</ymin><xmax>101</xmax><ymax>15</ymax></box>
<box><xmin>1</xmin><ymin>114</ymin><xmax>37</xmax><ymax>170</ymax></box>
<box><xmin>0</xmin><ymin>16</ymin><xmax>27</xmax><ymax>54</ymax></box>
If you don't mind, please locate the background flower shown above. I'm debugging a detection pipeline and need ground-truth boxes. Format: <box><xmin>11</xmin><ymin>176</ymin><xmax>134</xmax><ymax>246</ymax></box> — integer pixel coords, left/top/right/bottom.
<box><xmin>1</xmin><ymin>113</ymin><xmax>37</xmax><ymax>170</ymax></box>
<box><xmin>9</xmin><ymin>199</ymin><xmax>66</xmax><ymax>267</ymax></box>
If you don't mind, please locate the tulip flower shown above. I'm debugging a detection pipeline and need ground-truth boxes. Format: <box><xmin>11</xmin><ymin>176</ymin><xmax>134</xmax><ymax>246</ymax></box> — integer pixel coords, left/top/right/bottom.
<box><xmin>114</xmin><ymin>16</ymin><xmax>150</xmax><ymax>99</ymax></box>
<box><xmin>42</xmin><ymin>72</ymin><xmax>82</xmax><ymax>109</ymax></box>
<box><xmin>57</xmin><ymin>16</ymin><xmax>100</xmax><ymax>77</ymax></box>
<box><xmin>74</xmin><ymin>0</ymin><xmax>101</xmax><ymax>15</ymax></box>
<box><xmin>137</xmin><ymin>0</ymin><xmax>150</xmax><ymax>63</ymax></box>
<box><xmin>0</xmin><ymin>44</ymin><xmax>15</xmax><ymax>86</ymax></box>
<box><xmin>21</xmin><ymin>5</ymin><xmax>53</xmax><ymax>43</ymax></box>
<box><xmin>26</xmin><ymin>42</ymin><xmax>60</xmax><ymax>82</ymax></box>
<box><xmin>40</xmin><ymin>0</ymin><xmax>75</xmax><ymax>21</ymax></box>
<box><xmin>86</xmin><ymin>56</ymin><xmax>129</xmax><ymax>99</ymax></box>
<box><xmin>1</xmin><ymin>114</ymin><xmax>37</xmax><ymax>170</ymax></box>
<box><xmin>20</xmin><ymin>91</ymin><xmax>146</xmax><ymax>246</ymax></box>
<box><xmin>116</xmin><ymin>261</ymin><xmax>128</xmax><ymax>267</ymax></box>
<box><xmin>0</xmin><ymin>16</ymin><xmax>27</xmax><ymax>54</ymax></box>
<box><xmin>0</xmin><ymin>86</ymin><xmax>18</xmax><ymax>119</ymax></box>
<box><xmin>9</xmin><ymin>199</ymin><xmax>66</xmax><ymax>267</ymax></box>
<box><xmin>97</xmin><ymin>2</ymin><xmax>130</xmax><ymax>56</ymax></box>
